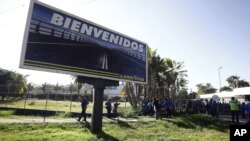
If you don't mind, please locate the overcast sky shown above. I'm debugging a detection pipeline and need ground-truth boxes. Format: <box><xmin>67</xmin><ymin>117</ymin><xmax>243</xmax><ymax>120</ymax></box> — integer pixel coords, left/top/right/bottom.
<box><xmin>1</xmin><ymin>0</ymin><xmax>250</xmax><ymax>91</ymax></box>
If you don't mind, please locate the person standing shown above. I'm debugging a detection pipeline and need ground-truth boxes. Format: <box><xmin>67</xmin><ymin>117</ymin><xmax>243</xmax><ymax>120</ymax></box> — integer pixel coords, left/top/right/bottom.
<box><xmin>240</xmin><ymin>102</ymin><xmax>246</xmax><ymax>119</ymax></box>
<box><xmin>105</xmin><ymin>98</ymin><xmax>112</xmax><ymax>118</ymax></box>
<box><xmin>164</xmin><ymin>98</ymin><xmax>172</xmax><ymax>118</ymax></box>
<box><xmin>211</xmin><ymin>100</ymin><xmax>218</xmax><ymax>117</ymax></box>
<box><xmin>229</xmin><ymin>97</ymin><xmax>240</xmax><ymax>124</ymax></box>
<box><xmin>78</xmin><ymin>96</ymin><xmax>89</xmax><ymax>122</ymax></box>
<box><xmin>153</xmin><ymin>98</ymin><xmax>160</xmax><ymax>119</ymax></box>
<box><xmin>113</xmin><ymin>101</ymin><xmax>120</xmax><ymax>118</ymax></box>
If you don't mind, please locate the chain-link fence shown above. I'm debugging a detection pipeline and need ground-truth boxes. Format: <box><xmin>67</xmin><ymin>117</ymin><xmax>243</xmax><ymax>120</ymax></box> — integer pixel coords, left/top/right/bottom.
<box><xmin>0</xmin><ymin>84</ymin><xmax>131</xmax><ymax>121</ymax></box>
<box><xmin>1</xmin><ymin>83</ymin><xmax>209</xmax><ymax>122</ymax></box>
<box><xmin>0</xmin><ymin>84</ymin><xmax>85</xmax><ymax>112</ymax></box>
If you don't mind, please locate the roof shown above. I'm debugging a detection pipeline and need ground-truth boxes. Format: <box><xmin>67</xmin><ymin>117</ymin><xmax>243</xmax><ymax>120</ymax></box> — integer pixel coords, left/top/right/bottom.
<box><xmin>233</xmin><ymin>87</ymin><xmax>250</xmax><ymax>95</ymax></box>
<box><xmin>199</xmin><ymin>87</ymin><xmax>250</xmax><ymax>99</ymax></box>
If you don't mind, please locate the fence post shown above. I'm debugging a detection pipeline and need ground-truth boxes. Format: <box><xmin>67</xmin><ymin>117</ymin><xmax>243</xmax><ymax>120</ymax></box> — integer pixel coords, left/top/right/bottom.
<box><xmin>125</xmin><ymin>83</ymin><xmax>127</xmax><ymax>113</ymax></box>
<box><xmin>44</xmin><ymin>92</ymin><xmax>49</xmax><ymax>123</ymax></box>
<box><xmin>69</xmin><ymin>92</ymin><xmax>73</xmax><ymax>112</ymax></box>
<box><xmin>24</xmin><ymin>92</ymin><xmax>27</xmax><ymax>109</ymax></box>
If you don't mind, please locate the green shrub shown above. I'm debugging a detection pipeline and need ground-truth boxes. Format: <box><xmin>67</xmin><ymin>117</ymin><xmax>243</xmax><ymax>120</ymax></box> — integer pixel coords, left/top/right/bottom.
<box><xmin>0</xmin><ymin>110</ymin><xmax>15</xmax><ymax>117</ymax></box>
<box><xmin>28</xmin><ymin>101</ymin><xmax>35</xmax><ymax>106</ymax></box>
<box><xmin>121</xmin><ymin>107</ymin><xmax>137</xmax><ymax>118</ymax></box>
<box><xmin>56</xmin><ymin>112</ymin><xmax>72</xmax><ymax>118</ymax></box>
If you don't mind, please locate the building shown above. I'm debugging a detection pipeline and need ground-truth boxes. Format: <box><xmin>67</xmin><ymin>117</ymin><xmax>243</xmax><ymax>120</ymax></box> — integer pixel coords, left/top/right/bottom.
<box><xmin>199</xmin><ymin>87</ymin><xmax>250</xmax><ymax>103</ymax></box>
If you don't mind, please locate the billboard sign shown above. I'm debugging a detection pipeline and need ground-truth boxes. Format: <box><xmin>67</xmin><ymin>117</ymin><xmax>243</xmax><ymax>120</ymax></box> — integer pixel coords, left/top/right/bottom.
<box><xmin>20</xmin><ymin>0</ymin><xmax>148</xmax><ymax>84</ymax></box>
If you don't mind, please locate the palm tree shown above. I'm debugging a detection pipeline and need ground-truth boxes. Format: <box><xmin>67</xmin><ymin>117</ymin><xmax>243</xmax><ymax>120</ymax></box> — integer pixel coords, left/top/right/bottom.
<box><xmin>226</xmin><ymin>75</ymin><xmax>250</xmax><ymax>89</ymax></box>
<box><xmin>27</xmin><ymin>83</ymin><xmax>36</xmax><ymax>103</ymax></box>
<box><xmin>127</xmin><ymin>47</ymin><xmax>188</xmax><ymax>108</ymax></box>
<box><xmin>8</xmin><ymin>71</ymin><xmax>28</xmax><ymax>95</ymax></box>
<box><xmin>0</xmin><ymin>69</ymin><xmax>28</xmax><ymax>100</ymax></box>
<box><xmin>41</xmin><ymin>83</ymin><xmax>47</xmax><ymax>94</ymax></box>
<box><xmin>146</xmin><ymin>48</ymin><xmax>166</xmax><ymax>99</ymax></box>
<box><xmin>68</xmin><ymin>83</ymin><xmax>76</xmax><ymax>111</ymax></box>
<box><xmin>138</xmin><ymin>47</ymin><xmax>188</xmax><ymax>100</ymax></box>
<box><xmin>71</xmin><ymin>75</ymin><xmax>83</xmax><ymax>95</ymax></box>
<box><xmin>226</xmin><ymin>75</ymin><xmax>240</xmax><ymax>89</ymax></box>
<box><xmin>27</xmin><ymin>83</ymin><xmax>34</xmax><ymax>93</ymax></box>
<box><xmin>54</xmin><ymin>83</ymin><xmax>61</xmax><ymax>101</ymax></box>
<box><xmin>163</xmin><ymin>58</ymin><xmax>188</xmax><ymax>99</ymax></box>
<box><xmin>40</xmin><ymin>83</ymin><xmax>50</xmax><ymax>101</ymax></box>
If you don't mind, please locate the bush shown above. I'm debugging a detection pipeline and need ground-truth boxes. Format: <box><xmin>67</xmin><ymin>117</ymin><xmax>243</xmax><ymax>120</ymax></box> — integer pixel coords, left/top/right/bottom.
<box><xmin>0</xmin><ymin>110</ymin><xmax>14</xmax><ymax>117</ymax></box>
<box><xmin>56</xmin><ymin>112</ymin><xmax>72</xmax><ymax>118</ymax></box>
<box><xmin>28</xmin><ymin>101</ymin><xmax>35</xmax><ymax>106</ymax></box>
<box><xmin>121</xmin><ymin>107</ymin><xmax>138</xmax><ymax>118</ymax></box>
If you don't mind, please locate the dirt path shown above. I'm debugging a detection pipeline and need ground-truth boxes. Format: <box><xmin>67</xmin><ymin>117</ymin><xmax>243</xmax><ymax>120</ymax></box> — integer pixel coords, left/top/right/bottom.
<box><xmin>0</xmin><ymin>117</ymin><xmax>155</xmax><ymax>123</ymax></box>
<box><xmin>0</xmin><ymin>117</ymin><xmax>77</xmax><ymax>123</ymax></box>
<box><xmin>2</xmin><ymin>115</ymin><xmax>245</xmax><ymax>124</ymax></box>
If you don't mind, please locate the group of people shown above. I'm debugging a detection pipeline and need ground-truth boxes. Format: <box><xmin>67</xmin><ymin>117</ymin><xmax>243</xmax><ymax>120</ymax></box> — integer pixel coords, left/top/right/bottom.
<box><xmin>77</xmin><ymin>95</ymin><xmax>250</xmax><ymax>123</ymax></box>
<box><xmin>77</xmin><ymin>96</ymin><xmax>120</xmax><ymax>121</ymax></box>
<box><xmin>203</xmin><ymin>97</ymin><xmax>250</xmax><ymax>124</ymax></box>
<box><xmin>139</xmin><ymin>98</ymin><xmax>175</xmax><ymax>119</ymax></box>
<box><xmin>203</xmin><ymin>99</ymin><xmax>229</xmax><ymax>117</ymax></box>
<box><xmin>228</xmin><ymin>97</ymin><xmax>250</xmax><ymax>124</ymax></box>
<box><xmin>105</xmin><ymin>98</ymin><xmax>120</xmax><ymax>118</ymax></box>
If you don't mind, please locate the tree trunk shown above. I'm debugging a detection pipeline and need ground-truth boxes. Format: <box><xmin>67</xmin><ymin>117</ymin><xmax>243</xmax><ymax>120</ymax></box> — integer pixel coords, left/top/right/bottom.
<box><xmin>126</xmin><ymin>83</ymin><xmax>138</xmax><ymax>109</ymax></box>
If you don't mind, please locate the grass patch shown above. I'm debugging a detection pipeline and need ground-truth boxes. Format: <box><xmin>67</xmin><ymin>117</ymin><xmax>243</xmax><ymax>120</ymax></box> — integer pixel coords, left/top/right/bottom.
<box><xmin>120</xmin><ymin>107</ymin><xmax>138</xmax><ymax>118</ymax></box>
<box><xmin>56</xmin><ymin>112</ymin><xmax>72</xmax><ymax>118</ymax></box>
<box><xmin>0</xmin><ymin>110</ymin><xmax>14</xmax><ymax>117</ymax></box>
<box><xmin>0</xmin><ymin>114</ymin><xmax>230</xmax><ymax>141</ymax></box>
<box><xmin>168</xmin><ymin>114</ymin><xmax>230</xmax><ymax>133</ymax></box>
<box><xmin>0</xmin><ymin>100</ymin><xmax>131</xmax><ymax>114</ymax></box>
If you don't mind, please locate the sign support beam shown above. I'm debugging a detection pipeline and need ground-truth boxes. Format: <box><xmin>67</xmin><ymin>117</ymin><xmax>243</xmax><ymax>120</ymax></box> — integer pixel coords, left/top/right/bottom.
<box><xmin>77</xmin><ymin>76</ymin><xmax>118</xmax><ymax>133</ymax></box>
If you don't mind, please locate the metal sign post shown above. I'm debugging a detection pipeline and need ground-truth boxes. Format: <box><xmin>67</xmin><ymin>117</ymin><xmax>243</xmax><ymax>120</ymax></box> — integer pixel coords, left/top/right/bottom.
<box><xmin>91</xmin><ymin>79</ymin><xmax>105</xmax><ymax>132</ymax></box>
<box><xmin>77</xmin><ymin>76</ymin><xmax>118</xmax><ymax>133</ymax></box>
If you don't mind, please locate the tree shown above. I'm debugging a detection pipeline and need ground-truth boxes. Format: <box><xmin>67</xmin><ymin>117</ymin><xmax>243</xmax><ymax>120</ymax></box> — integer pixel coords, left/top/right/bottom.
<box><xmin>27</xmin><ymin>83</ymin><xmax>34</xmax><ymax>93</ymax></box>
<box><xmin>176</xmin><ymin>88</ymin><xmax>188</xmax><ymax>100</ymax></box>
<box><xmin>126</xmin><ymin>47</ymin><xmax>188</xmax><ymax>109</ymax></box>
<box><xmin>220</xmin><ymin>86</ymin><xmax>232</xmax><ymax>92</ymax></box>
<box><xmin>196</xmin><ymin>83</ymin><xmax>217</xmax><ymax>95</ymax></box>
<box><xmin>163</xmin><ymin>58</ymin><xmax>188</xmax><ymax>99</ymax></box>
<box><xmin>237</xmin><ymin>80</ymin><xmax>250</xmax><ymax>88</ymax></box>
<box><xmin>226</xmin><ymin>75</ymin><xmax>240</xmax><ymax>89</ymax></box>
<box><xmin>226</xmin><ymin>75</ymin><xmax>250</xmax><ymax>88</ymax></box>
<box><xmin>39</xmin><ymin>83</ymin><xmax>54</xmax><ymax>99</ymax></box>
<box><xmin>67</xmin><ymin>83</ymin><xmax>77</xmax><ymax>111</ymax></box>
<box><xmin>54</xmin><ymin>83</ymin><xmax>62</xmax><ymax>101</ymax></box>
<box><xmin>71</xmin><ymin>75</ymin><xmax>83</xmax><ymax>95</ymax></box>
<box><xmin>68</xmin><ymin>83</ymin><xmax>76</xmax><ymax>94</ymax></box>
<box><xmin>188</xmin><ymin>91</ymin><xmax>198</xmax><ymax>99</ymax></box>
<box><xmin>144</xmin><ymin>48</ymin><xmax>188</xmax><ymax>100</ymax></box>
<box><xmin>146</xmin><ymin>48</ymin><xmax>165</xmax><ymax>99</ymax></box>
<box><xmin>40</xmin><ymin>83</ymin><xmax>48</xmax><ymax>94</ymax></box>
<box><xmin>0</xmin><ymin>69</ymin><xmax>28</xmax><ymax>100</ymax></box>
